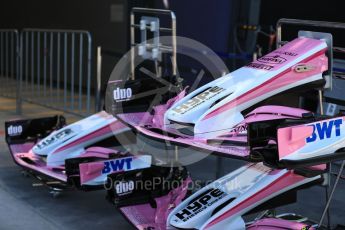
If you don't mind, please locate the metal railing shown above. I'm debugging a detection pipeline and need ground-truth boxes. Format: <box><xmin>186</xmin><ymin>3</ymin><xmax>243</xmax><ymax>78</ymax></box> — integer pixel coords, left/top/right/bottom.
<box><xmin>18</xmin><ymin>29</ymin><xmax>94</xmax><ymax>116</ymax></box>
<box><xmin>130</xmin><ymin>8</ymin><xmax>177</xmax><ymax>80</ymax></box>
<box><xmin>0</xmin><ymin>30</ymin><xmax>19</xmax><ymax>100</ymax></box>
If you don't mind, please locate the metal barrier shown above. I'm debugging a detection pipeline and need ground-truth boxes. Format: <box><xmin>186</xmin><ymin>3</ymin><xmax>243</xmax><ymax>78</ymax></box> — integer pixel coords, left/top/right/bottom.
<box><xmin>18</xmin><ymin>29</ymin><xmax>95</xmax><ymax>116</ymax></box>
<box><xmin>130</xmin><ymin>8</ymin><xmax>177</xmax><ymax>80</ymax></box>
<box><xmin>0</xmin><ymin>30</ymin><xmax>19</xmax><ymax>100</ymax></box>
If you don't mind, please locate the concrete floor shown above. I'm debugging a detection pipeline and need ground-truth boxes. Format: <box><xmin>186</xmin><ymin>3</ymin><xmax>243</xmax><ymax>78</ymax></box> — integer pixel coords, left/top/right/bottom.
<box><xmin>0</xmin><ymin>96</ymin><xmax>344</xmax><ymax>229</ymax></box>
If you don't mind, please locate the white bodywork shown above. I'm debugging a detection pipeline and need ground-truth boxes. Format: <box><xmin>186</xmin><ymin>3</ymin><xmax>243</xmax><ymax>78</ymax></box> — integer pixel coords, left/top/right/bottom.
<box><xmin>32</xmin><ymin>111</ymin><xmax>129</xmax><ymax>167</ymax></box>
<box><xmin>81</xmin><ymin>155</ymin><xmax>152</xmax><ymax>186</ymax></box>
<box><xmin>167</xmin><ymin>163</ymin><xmax>320</xmax><ymax>229</ymax></box>
<box><xmin>278</xmin><ymin>116</ymin><xmax>345</xmax><ymax>162</ymax></box>
<box><xmin>165</xmin><ymin>37</ymin><xmax>327</xmax><ymax>138</ymax></box>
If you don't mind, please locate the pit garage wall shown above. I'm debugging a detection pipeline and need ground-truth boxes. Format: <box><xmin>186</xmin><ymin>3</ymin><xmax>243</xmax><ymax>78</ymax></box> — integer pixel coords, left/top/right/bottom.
<box><xmin>0</xmin><ymin>0</ymin><xmax>139</xmax><ymax>94</ymax></box>
<box><xmin>0</xmin><ymin>0</ymin><xmax>131</xmax><ymax>54</ymax></box>
<box><xmin>0</xmin><ymin>0</ymin><xmax>260</xmax><ymax>92</ymax></box>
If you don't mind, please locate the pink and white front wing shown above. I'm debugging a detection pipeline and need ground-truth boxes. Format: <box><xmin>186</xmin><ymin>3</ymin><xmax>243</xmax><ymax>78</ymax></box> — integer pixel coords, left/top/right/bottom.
<box><xmin>278</xmin><ymin>116</ymin><xmax>345</xmax><ymax>162</ymax></box>
<box><xmin>31</xmin><ymin>111</ymin><xmax>129</xmax><ymax>167</ymax></box>
<box><xmin>166</xmin><ymin>37</ymin><xmax>328</xmax><ymax>138</ymax></box>
<box><xmin>79</xmin><ymin>155</ymin><xmax>152</xmax><ymax>186</ymax></box>
<box><xmin>167</xmin><ymin>163</ymin><xmax>320</xmax><ymax>230</ymax></box>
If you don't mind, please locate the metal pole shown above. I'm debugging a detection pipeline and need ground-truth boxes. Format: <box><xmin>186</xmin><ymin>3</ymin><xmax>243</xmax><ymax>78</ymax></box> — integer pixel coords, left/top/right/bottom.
<box><xmin>5</xmin><ymin>32</ymin><xmax>8</xmax><ymax>86</ymax></box>
<box><xmin>63</xmin><ymin>32</ymin><xmax>67</xmax><ymax>111</ymax></box>
<box><xmin>50</xmin><ymin>32</ymin><xmax>53</xmax><ymax>103</ymax></box>
<box><xmin>96</xmin><ymin>46</ymin><xmax>102</xmax><ymax>112</ymax></box>
<box><xmin>43</xmin><ymin>32</ymin><xmax>47</xmax><ymax>97</ymax></box>
<box><xmin>71</xmin><ymin>33</ymin><xmax>75</xmax><ymax>110</ymax></box>
<box><xmin>37</xmin><ymin>31</ymin><xmax>40</xmax><ymax>96</ymax></box>
<box><xmin>25</xmin><ymin>32</ymin><xmax>28</xmax><ymax>90</ymax></box>
<box><xmin>130</xmin><ymin>11</ymin><xmax>135</xmax><ymax>80</ymax></box>
<box><xmin>174</xmin><ymin>146</ymin><xmax>179</xmax><ymax>163</ymax></box>
<box><xmin>57</xmin><ymin>32</ymin><xmax>60</xmax><ymax>102</ymax></box>
<box><xmin>318</xmin><ymin>160</ymin><xmax>345</xmax><ymax>228</ymax></box>
<box><xmin>78</xmin><ymin>34</ymin><xmax>83</xmax><ymax>112</ymax></box>
<box><xmin>86</xmin><ymin>32</ymin><xmax>92</xmax><ymax>114</ymax></box>
<box><xmin>0</xmin><ymin>32</ymin><xmax>3</xmax><ymax>79</ymax></box>
<box><xmin>16</xmin><ymin>31</ymin><xmax>22</xmax><ymax>115</ymax></box>
<box><xmin>276</xmin><ymin>24</ymin><xmax>282</xmax><ymax>48</ymax></box>
<box><xmin>319</xmin><ymin>90</ymin><xmax>324</xmax><ymax>115</ymax></box>
<box><xmin>171</xmin><ymin>12</ymin><xmax>177</xmax><ymax>76</ymax></box>
<box><xmin>31</xmin><ymin>31</ymin><xmax>34</xmax><ymax>96</ymax></box>
<box><xmin>318</xmin><ymin>80</ymin><xmax>332</xmax><ymax>229</ymax></box>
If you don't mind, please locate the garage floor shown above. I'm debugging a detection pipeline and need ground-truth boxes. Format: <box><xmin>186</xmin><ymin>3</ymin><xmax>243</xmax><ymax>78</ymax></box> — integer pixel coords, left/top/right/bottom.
<box><xmin>0</xmin><ymin>96</ymin><xmax>344</xmax><ymax>230</ymax></box>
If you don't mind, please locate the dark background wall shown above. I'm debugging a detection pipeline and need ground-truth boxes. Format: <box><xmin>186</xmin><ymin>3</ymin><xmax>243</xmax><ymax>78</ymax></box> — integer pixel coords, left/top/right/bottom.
<box><xmin>1</xmin><ymin>0</ymin><xmax>345</xmax><ymax>90</ymax></box>
<box><xmin>0</xmin><ymin>0</ymin><xmax>258</xmax><ymax>87</ymax></box>
<box><xmin>260</xmin><ymin>0</ymin><xmax>345</xmax><ymax>44</ymax></box>
<box><xmin>260</xmin><ymin>0</ymin><xmax>342</xmax><ymax>25</ymax></box>
<box><xmin>0</xmin><ymin>0</ymin><xmax>131</xmax><ymax>53</ymax></box>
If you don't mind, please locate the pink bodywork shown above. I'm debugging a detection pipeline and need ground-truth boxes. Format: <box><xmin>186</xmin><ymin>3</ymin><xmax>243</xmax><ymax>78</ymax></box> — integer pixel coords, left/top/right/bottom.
<box><xmin>250</xmin><ymin>37</ymin><xmax>325</xmax><ymax>72</ymax></box>
<box><xmin>78</xmin><ymin>147</ymin><xmax>126</xmax><ymax>184</ymax></box>
<box><xmin>9</xmin><ymin>144</ymin><xmax>129</xmax><ymax>184</ymax></box>
<box><xmin>118</xmin><ymin>104</ymin><xmax>309</xmax><ymax>158</ymax></box>
<box><xmin>54</xmin><ymin>120</ymin><xmax>127</xmax><ymax>153</ymax></box>
<box><xmin>205</xmin><ymin>171</ymin><xmax>307</xmax><ymax>229</ymax></box>
<box><xmin>248</xmin><ymin>218</ymin><xmax>314</xmax><ymax>230</ymax></box>
<box><xmin>203</xmin><ymin>38</ymin><xmax>328</xmax><ymax>121</ymax></box>
<box><xmin>7</xmin><ymin>120</ymin><xmax>129</xmax><ymax>185</ymax></box>
<box><xmin>277</xmin><ymin>120</ymin><xmax>327</xmax><ymax>171</ymax></box>
<box><xmin>10</xmin><ymin>143</ymin><xmax>68</xmax><ymax>182</ymax></box>
<box><xmin>278</xmin><ymin>125</ymin><xmax>313</xmax><ymax>159</ymax></box>
<box><xmin>119</xmin><ymin>177</ymin><xmax>192</xmax><ymax>230</ymax></box>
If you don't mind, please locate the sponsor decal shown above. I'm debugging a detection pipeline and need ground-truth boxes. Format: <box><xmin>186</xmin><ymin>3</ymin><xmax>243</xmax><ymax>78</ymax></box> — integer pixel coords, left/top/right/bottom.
<box><xmin>257</xmin><ymin>55</ymin><xmax>287</xmax><ymax>65</ymax></box>
<box><xmin>246</xmin><ymin>63</ymin><xmax>273</xmax><ymax>71</ymax></box>
<box><xmin>174</xmin><ymin>188</ymin><xmax>226</xmax><ymax>222</ymax></box>
<box><xmin>115</xmin><ymin>180</ymin><xmax>134</xmax><ymax>196</ymax></box>
<box><xmin>113</xmin><ymin>87</ymin><xmax>132</xmax><ymax>102</ymax></box>
<box><xmin>36</xmin><ymin>128</ymin><xmax>73</xmax><ymax>149</ymax></box>
<box><xmin>301</xmin><ymin>227</ymin><xmax>311</xmax><ymax>230</ymax></box>
<box><xmin>326</xmin><ymin>103</ymin><xmax>337</xmax><ymax>116</ymax></box>
<box><xmin>274</xmin><ymin>51</ymin><xmax>298</xmax><ymax>57</ymax></box>
<box><xmin>293</xmin><ymin>64</ymin><xmax>315</xmax><ymax>73</ymax></box>
<box><xmin>7</xmin><ymin>125</ymin><xmax>23</xmax><ymax>136</ymax></box>
<box><xmin>102</xmin><ymin>157</ymin><xmax>133</xmax><ymax>174</ymax></box>
<box><xmin>172</xmin><ymin>86</ymin><xmax>225</xmax><ymax>114</ymax></box>
<box><xmin>306</xmin><ymin>118</ymin><xmax>343</xmax><ymax>143</ymax></box>
<box><xmin>230</xmin><ymin>124</ymin><xmax>247</xmax><ymax>134</ymax></box>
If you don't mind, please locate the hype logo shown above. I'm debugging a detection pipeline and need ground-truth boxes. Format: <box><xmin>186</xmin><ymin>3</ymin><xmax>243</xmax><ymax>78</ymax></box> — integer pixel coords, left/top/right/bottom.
<box><xmin>306</xmin><ymin>118</ymin><xmax>343</xmax><ymax>143</ymax></box>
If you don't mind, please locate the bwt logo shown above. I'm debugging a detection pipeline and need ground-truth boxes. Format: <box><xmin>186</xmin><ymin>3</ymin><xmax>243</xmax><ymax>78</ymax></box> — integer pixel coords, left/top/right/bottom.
<box><xmin>7</xmin><ymin>125</ymin><xmax>23</xmax><ymax>136</ymax></box>
<box><xmin>306</xmin><ymin>118</ymin><xmax>343</xmax><ymax>143</ymax></box>
<box><xmin>113</xmin><ymin>87</ymin><xmax>132</xmax><ymax>101</ymax></box>
<box><xmin>102</xmin><ymin>157</ymin><xmax>133</xmax><ymax>174</ymax></box>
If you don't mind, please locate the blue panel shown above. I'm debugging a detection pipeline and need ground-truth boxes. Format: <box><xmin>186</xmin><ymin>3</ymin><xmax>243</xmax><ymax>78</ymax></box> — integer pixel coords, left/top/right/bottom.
<box><xmin>168</xmin><ymin>0</ymin><xmax>235</xmax><ymax>53</ymax></box>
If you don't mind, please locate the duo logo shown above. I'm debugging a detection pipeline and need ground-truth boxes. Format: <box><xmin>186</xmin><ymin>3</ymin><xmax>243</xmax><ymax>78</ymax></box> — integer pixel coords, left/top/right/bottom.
<box><xmin>7</xmin><ymin>125</ymin><xmax>23</xmax><ymax>136</ymax></box>
<box><xmin>306</xmin><ymin>118</ymin><xmax>343</xmax><ymax>143</ymax></box>
<box><xmin>102</xmin><ymin>157</ymin><xmax>133</xmax><ymax>174</ymax></box>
